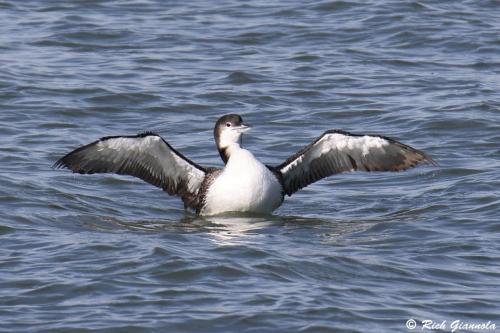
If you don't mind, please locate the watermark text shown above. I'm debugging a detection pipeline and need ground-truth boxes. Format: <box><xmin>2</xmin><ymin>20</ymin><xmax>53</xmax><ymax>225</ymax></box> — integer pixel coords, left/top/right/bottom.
<box><xmin>406</xmin><ymin>319</ymin><xmax>496</xmax><ymax>332</ymax></box>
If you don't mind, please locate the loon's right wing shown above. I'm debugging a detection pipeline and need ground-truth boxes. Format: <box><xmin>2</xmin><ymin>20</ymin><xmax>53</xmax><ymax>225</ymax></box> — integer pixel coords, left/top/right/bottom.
<box><xmin>53</xmin><ymin>132</ymin><xmax>206</xmax><ymax>206</ymax></box>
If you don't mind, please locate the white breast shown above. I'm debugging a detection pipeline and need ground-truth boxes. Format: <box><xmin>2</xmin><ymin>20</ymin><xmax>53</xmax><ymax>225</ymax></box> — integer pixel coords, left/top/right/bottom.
<box><xmin>201</xmin><ymin>148</ymin><xmax>283</xmax><ymax>216</ymax></box>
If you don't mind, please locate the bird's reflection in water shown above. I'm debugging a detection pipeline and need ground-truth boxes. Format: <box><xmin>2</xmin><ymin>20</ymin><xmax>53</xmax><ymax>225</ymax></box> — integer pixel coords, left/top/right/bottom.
<box><xmin>197</xmin><ymin>213</ymin><xmax>280</xmax><ymax>243</ymax></box>
<box><xmin>82</xmin><ymin>210</ymin><xmax>391</xmax><ymax>245</ymax></box>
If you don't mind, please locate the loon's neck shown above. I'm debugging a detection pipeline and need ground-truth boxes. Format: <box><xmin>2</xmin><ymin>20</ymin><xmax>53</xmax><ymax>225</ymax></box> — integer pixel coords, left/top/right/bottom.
<box><xmin>218</xmin><ymin>143</ymin><xmax>243</xmax><ymax>165</ymax></box>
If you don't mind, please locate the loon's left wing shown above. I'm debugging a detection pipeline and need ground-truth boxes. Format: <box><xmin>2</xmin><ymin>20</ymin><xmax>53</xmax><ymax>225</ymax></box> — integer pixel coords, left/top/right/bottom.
<box><xmin>276</xmin><ymin>130</ymin><xmax>435</xmax><ymax>196</ymax></box>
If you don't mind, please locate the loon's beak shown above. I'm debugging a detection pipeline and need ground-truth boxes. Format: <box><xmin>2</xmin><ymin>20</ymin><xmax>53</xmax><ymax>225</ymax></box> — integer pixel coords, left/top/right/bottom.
<box><xmin>234</xmin><ymin>123</ymin><xmax>251</xmax><ymax>133</ymax></box>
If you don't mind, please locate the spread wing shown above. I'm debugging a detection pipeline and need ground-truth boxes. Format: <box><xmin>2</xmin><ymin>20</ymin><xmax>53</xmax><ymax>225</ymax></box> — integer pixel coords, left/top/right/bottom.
<box><xmin>276</xmin><ymin>130</ymin><xmax>435</xmax><ymax>196</ymax></box>
<box><xmin>53</xmin><ymin>132</ymin><xmax>206</xmax><ymax>205</ymax></box>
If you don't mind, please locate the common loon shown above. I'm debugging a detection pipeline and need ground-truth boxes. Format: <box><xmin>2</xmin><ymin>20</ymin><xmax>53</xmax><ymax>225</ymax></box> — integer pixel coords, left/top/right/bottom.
<box><xmin>53</xmin><ymin>114</ymin><xmax>435</xmax><ymax>216</ymax></box>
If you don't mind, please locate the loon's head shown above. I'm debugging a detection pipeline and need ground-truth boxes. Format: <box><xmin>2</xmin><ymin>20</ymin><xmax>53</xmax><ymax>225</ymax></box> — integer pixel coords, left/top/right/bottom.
<box><xmin>214</xmin><ymin>114</ymin><xmax>250</xmax><ymax>163</ymax></box>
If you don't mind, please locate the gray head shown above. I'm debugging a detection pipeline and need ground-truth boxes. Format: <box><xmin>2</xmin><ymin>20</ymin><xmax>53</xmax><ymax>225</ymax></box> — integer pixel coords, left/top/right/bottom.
<box><xmin>214</xmin><ymin>114</ymin><xmax>250</xmax><ymax>163</ymax></box>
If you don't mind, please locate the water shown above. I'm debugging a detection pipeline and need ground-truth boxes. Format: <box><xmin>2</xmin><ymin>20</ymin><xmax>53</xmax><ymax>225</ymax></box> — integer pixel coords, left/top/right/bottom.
<box><xmin>1</xmin><ymin>1</ymin><xmax>500</xmax><ymax>332</ymax></box>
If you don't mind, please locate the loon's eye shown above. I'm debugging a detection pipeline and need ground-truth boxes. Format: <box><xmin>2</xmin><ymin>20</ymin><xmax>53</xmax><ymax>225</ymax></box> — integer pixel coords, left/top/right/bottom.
<box><xmin>225</xmin><ymin>122</ymin><xmax>231</xmax><ymax>127</ymax></box>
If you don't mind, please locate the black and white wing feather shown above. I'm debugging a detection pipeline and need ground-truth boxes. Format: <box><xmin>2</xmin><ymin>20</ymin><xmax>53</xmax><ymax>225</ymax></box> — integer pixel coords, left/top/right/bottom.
<box><xmin>53</xmin><ymin>132</ymin><xmax>206</xmax><ymax>207</ymax></box>
<box><xmin>276</xmin><ymin>130</ymin><xmax>435</xmax><ymax>196</ymax></box>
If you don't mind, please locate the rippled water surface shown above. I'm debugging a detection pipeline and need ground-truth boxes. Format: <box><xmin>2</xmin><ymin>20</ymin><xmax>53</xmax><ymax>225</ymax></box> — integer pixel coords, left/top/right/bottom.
<box><xmin>1</xmin><ymin>1</ymin><xmax>500</xmax><ymax>332</ymax></box>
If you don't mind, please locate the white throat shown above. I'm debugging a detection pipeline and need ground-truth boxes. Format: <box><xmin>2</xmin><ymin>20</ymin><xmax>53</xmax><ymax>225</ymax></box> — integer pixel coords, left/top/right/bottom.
<box><xmin>218</xmin><ymin>129</ymin><xmax>243</xmax><ymax>150</ymax></box>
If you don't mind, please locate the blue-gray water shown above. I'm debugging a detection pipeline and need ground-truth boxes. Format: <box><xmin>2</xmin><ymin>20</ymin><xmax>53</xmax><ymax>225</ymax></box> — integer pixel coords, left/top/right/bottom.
<box><xmin>1</xmin><ymin>1</ymin><xmax>500</xmax><ymax>332</ymax></box>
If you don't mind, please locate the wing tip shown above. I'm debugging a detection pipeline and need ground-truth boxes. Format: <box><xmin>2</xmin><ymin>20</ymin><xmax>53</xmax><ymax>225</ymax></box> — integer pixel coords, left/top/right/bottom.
<box><xmin>413</xmin><ymin>148</ymin><xmax>437</xmax><ymax>168</ymax></box>
<box><xmin>52</xmin><ymin>159</ymin><xmax>64</xmax><ymax>170</ymax></box>
<box><xmin>423</xmin><ymin>152</ymin><xmax>438</xmax><ymax>167</ymax></box>
<box><xmin>52</xmin><ymin>156</ymin><xmax>82</xmax><ymax>173</ymax></box>
<box><xmin>52</xmin><ymin>154</ymin><xmax>72</xmax><ymax>170</ymax></box>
